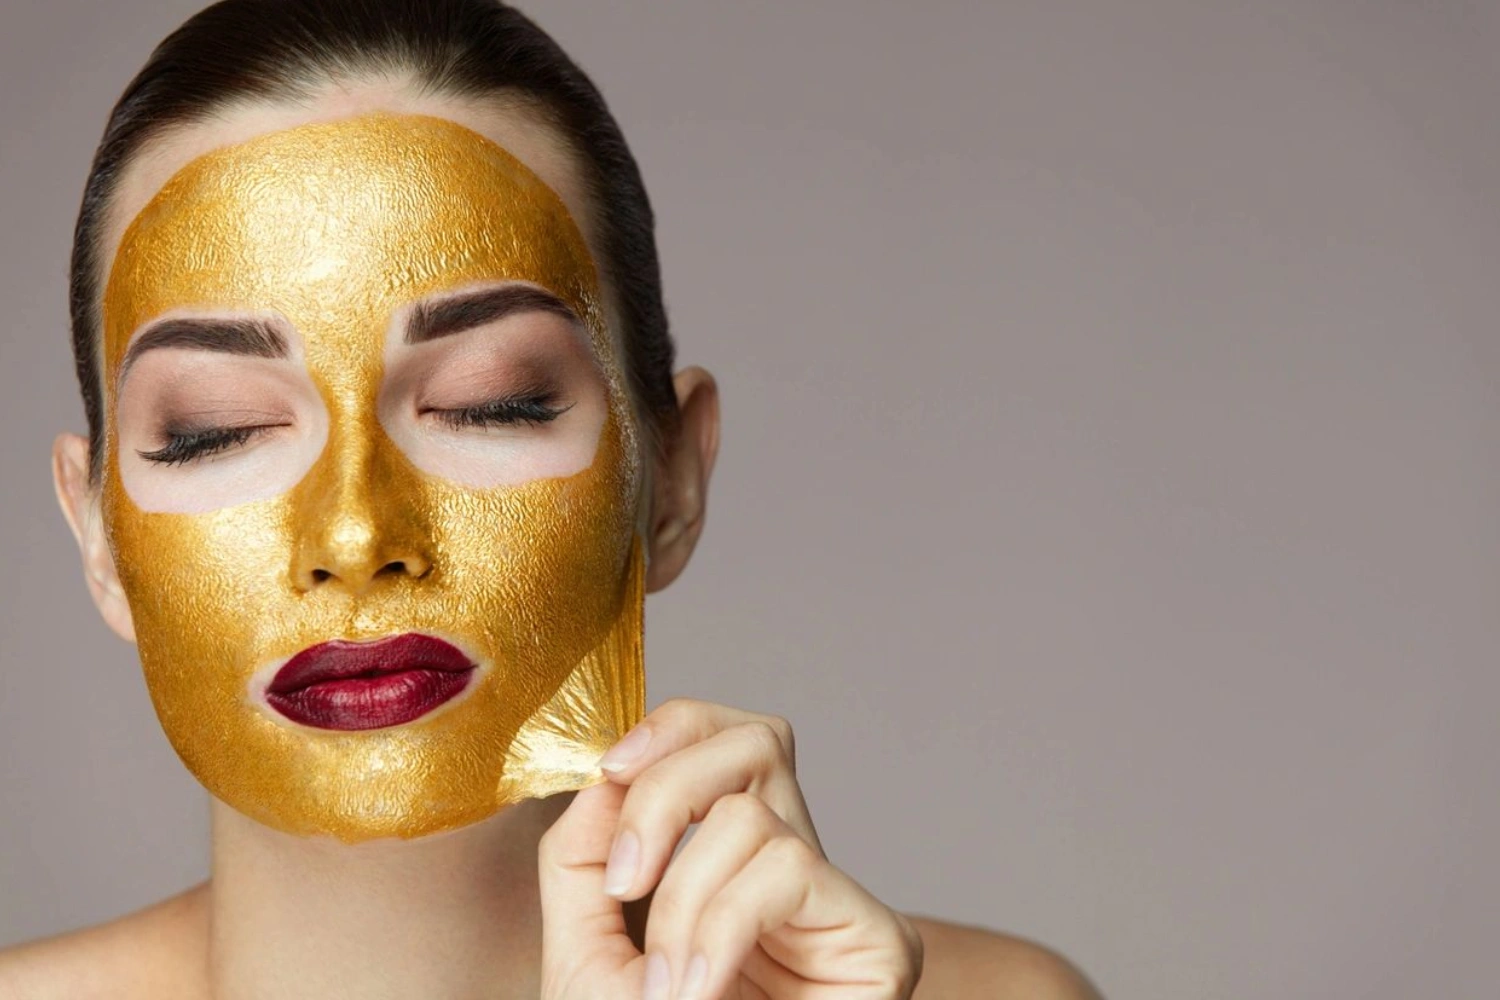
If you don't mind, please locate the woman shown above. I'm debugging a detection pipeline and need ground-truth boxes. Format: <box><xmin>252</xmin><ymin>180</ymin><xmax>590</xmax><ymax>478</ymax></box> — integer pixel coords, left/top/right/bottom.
<box><xmin>1</xmin><ymin>2</ymin><xmax>1098</xmax><ymax>997</ymax></box>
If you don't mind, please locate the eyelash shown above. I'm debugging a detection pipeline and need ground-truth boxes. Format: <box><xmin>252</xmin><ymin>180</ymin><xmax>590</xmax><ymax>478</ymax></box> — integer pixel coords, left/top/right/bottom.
<box><xmin>137</xmin><ymin>395</ymin><xmax>570</xmax><ymax>468</ymax></box>
<box><xmin>138</xmin><ymin>425</ymin><xmax>270</xmax><ymax>466</ymax></box>
<box><xmin>430</xmin><ymin>394</ymin><xmax>573</xmax><ymax>430</ymax></box>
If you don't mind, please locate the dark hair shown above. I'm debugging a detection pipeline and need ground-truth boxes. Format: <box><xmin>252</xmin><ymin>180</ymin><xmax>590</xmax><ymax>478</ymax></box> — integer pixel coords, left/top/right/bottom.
<box><xmin>70</xmin><ymin>0</ymin><xmax>676</xmax><ymax>478</ymax></box>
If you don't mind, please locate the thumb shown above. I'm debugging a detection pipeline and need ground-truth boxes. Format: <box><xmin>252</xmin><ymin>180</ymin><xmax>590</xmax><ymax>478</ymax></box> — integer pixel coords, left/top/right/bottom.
<box><xmin>538</xmin><ymin>781</ymin><xmax>640</xmax><ymax>977</ymax></box>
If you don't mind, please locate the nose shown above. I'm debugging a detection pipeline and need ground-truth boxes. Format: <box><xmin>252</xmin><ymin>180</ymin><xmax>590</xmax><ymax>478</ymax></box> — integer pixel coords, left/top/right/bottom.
<box><xmin>296</xmin><ymin>514</ymin><xmax>431</xmax><ymax>592</ymax></box>
<box><xmin>291</xmin><ymin>425</ymin><xmax>433</xmax><ymax>595</ymax></box>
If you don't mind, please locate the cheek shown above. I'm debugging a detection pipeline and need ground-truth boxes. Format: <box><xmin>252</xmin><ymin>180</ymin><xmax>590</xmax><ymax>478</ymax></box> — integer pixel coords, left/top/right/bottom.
<box><xmin>417</xmin><ymin>454</ymin><xmax>637</xmax><ymax>670</ymax></box>
<box><xmin>104</xmin><ymin>485</ymin><xmax>302</xmax><ymax>652</ymax></box>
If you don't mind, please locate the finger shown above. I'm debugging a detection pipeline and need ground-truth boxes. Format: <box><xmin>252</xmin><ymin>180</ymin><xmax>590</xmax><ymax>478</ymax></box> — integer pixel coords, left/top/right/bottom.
<box><xmin>536</xmin><ymin>782</ymin><xmax>638</xmax><ymax>975</ymax></box>
<box><xmin>740</xmin><ymin>909</ymin><xmax>925</xmax><ymax>1000</ymax></box>
<box><xmin>685</xmin><ymin>840</ymin><xmax>919</xmax><ymax>1000</ymax></box>
<box><xmin>642</xmin><ymin>793</ymin><xmax>788</xmax><ymax>984</ymax></box>
<box><xmin>603</xmin><ymin>722</ymin><xmax>819</xmax><ymax>902</ymax></box>
<box><xmin>598</xmin><ymin>698</ymin><xmax>796</xmax><ymax>780</ymax></box>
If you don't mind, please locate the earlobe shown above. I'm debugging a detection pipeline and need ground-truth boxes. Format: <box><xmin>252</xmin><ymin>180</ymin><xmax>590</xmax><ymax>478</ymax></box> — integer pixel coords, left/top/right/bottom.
<box><xmin>645</xmin><ymin>367</ymin><xmax>720</xmax><ymax>592</ymax></box>
<box><xmin>52</xmin><ymin>433</ymin><xmax>137</xmax><ymax>643</ymax></box>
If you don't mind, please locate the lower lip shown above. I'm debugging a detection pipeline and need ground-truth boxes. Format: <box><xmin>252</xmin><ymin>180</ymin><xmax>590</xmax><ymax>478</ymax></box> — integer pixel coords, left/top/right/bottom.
<box><xmin>265</xmin><ymin>637</ymin><xmax>476</xmax><ymax>731</ymax></box>
<box><xmin>267</xmin><ymin>669</ymin><xmax>473</xmax><ymax>731</ymax></box>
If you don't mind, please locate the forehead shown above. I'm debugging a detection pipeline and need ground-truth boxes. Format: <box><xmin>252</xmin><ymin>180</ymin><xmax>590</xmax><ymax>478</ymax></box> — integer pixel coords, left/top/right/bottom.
<box><xmin>107</xmin><ymin>114</ymin><xmax>602</xmax><ymax>361</ymax></box>
<box><xmin>102</xmin><ymin>84</ymin><xmax>596</xmax><ymax>297</ymax></box>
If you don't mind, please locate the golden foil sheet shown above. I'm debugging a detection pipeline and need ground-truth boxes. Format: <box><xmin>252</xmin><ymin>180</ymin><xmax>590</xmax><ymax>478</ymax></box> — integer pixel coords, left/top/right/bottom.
<box><xmin>100</xmin><ymin>114</ymin><xmax>644</xmax><ymax>841</ymax></box>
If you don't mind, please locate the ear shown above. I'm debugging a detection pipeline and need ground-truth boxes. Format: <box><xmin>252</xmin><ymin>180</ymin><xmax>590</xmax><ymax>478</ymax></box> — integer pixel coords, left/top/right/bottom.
<box><xmin>645</xmin><ymin>367</ymin><xmax>720</xmax><ymax>592</ymax></box>
<box><xmin>52</xmin><ymin>433</ymin><xmax>136</xmax><ymax>643</ymax></box>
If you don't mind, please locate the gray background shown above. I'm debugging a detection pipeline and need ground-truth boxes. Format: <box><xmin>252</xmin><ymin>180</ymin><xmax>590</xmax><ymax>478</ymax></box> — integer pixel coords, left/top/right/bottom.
<box><xmin>1</xmin><ymin>1</ymin><xmax>1496</xmax><ymax>997</ymax></box>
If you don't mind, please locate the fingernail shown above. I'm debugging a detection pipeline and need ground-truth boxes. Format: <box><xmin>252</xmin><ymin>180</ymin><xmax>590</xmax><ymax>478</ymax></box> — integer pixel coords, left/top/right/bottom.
<box><xmin>643</xmin><ymin>951</ymin><xmax>671</xmax><ymax>1000</ymax></box>
<box><xmin>678</xmin><ymin>953</ymin><xmax>708</xmax><ymax>1000</ymax></box>
<box><xmin>604</xmin><ymin>829</ymin><xmax>640</xmax><ymax>897</ymax></box>
<box><xmin>600</xmin><ymin>724</ymin><xmax>653</xmax><ymax>773</ymax></box>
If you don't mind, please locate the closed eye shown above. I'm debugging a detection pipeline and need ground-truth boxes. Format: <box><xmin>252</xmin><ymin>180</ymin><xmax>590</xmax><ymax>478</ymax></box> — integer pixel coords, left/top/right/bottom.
<box><xmin>137</xmin><ymin>424</ymin><xmax>280</xmax><ymax>466</ymax></box>
<box><xmin>426</xmin><ymin>394</ymin><xmax>575</xmax><ymax>430</ymax></box>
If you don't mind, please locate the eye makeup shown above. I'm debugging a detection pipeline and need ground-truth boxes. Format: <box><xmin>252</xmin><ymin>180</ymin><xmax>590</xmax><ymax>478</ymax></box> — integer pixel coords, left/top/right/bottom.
<box><xmin>137</xmin><ymin>423</ymin><xmax>278</xmax><ymax>466</ymax></box>
<box><xmin>428</xmin><ymin>392</ymin><xmax>575</xmax><ymax>431</ymax></box>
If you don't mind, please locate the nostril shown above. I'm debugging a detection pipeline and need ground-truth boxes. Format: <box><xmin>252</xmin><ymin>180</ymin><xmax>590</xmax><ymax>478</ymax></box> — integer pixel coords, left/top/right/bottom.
<box><xmin>385</xmin><ymin>557</ymin><xmax>432</xmax><ymax>579</ymax></box>
<box><xmin>303</xmin><ymin>559</ymin><xmax>426</xmax><ymax>589</ymax></box>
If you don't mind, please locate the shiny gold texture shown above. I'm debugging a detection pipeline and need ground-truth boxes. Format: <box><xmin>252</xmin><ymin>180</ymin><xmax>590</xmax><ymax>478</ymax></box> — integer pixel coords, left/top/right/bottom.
<box><xmin>101</xmin><ymin>114</ymin><xmax>644</xmax><ymax>840</ymax></box>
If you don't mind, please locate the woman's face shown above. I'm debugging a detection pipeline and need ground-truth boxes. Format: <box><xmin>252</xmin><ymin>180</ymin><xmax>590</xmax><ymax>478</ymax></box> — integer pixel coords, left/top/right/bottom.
<box><xmin>84</xmin><ymin>104</ymin><xmax>649</xmax><ymax>841</ymax></box>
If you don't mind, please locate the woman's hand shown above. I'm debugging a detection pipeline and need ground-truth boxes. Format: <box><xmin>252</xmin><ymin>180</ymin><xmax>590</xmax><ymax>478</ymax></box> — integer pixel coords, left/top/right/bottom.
<box><xmin>538</xmin><ymin>698</ymin><xmax>924</xmax><ymax>999</ymax></box>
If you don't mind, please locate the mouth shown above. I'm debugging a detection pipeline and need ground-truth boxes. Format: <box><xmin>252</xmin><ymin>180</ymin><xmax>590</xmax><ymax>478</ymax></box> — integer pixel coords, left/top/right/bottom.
<box><xmin>265</xmin><ymin>634</ymin><xmax>477</xmax><ymax>731</ymax></box>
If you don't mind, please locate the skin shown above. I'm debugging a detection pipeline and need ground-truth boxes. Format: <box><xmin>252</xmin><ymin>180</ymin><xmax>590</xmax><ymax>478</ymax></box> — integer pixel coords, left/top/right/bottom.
<box><xmin>0</xmin><ymin>80</ymin><xmax>1101</xmax><ymax>1000</ymax></box>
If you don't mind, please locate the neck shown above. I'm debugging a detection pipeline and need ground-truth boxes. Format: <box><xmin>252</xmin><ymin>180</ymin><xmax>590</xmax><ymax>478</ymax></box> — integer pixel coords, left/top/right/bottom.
<box><xmin>204</xmin><ymin>796</ymin><xmax>567</xmax><ymax>1000</ymax></box>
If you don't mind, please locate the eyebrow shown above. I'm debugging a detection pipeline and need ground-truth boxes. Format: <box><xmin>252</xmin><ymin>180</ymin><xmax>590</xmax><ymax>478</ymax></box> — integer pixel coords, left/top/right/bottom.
<box><xmin>118</xmin><ymin>318</ymin><xmax>288</xmax><ymax>381</ymax></box>
<box><xmin>405</xmin><ymin>285</ymin><xmax>580</xmax><ymax>345</ymax></box>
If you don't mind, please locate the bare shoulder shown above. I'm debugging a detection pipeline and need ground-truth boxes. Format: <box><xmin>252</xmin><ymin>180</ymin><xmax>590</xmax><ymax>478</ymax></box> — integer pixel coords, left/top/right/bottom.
<box><xmin>907</xmin><ymin>916</ymin><xmax>1103</xmax><ymax>1000</ymax></box>
<box><xmin>0</xmin><ymin>885</ymin><xmax>207</xmax><ymax>1000</ymax></box>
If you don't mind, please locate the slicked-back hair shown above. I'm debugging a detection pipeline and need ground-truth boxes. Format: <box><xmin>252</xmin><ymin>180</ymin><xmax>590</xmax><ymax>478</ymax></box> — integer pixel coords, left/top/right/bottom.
<box><xmin>71</xmin><ymin>0</ymin><xmax>676</xmax><ymax>478</ymax></box>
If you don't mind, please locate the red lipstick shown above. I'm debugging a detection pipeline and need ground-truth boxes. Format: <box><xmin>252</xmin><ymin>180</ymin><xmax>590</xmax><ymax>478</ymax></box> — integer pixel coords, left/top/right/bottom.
<box><xmin>265</xmin><ymin>634</ymin><xmax>476</xmax><ymax>731</ymax></box>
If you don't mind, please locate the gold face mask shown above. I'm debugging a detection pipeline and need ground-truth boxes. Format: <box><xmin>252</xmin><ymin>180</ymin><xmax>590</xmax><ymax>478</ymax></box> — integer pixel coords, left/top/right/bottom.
<box><xmin>101</xmin><ymin>114</ymin><xmax>644</xmax><ymax>841</ymax></box>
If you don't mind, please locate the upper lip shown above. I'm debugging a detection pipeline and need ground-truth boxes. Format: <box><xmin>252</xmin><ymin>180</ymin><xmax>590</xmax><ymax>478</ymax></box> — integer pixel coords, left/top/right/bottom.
<box><xmin>267</xmin><ymin>634</ymin><xmax>475</xmax><ymax>694</ymax></box>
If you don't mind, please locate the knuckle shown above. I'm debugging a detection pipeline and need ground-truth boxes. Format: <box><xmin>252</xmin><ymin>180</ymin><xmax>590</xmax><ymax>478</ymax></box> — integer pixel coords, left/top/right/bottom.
<box><xmin>895</xmin><ymin>914</ymin><xmax>926</xmax><ymax>985</ymax></box>
<box><xmin>626</xmin><ymin>764</ymin><xmax>671</xmax><ymax>800</ymax></box>
<box><xmin>764</xmin><ymin>714</ymin><xmax>796</xmax><ymax>761</ymax></box>
<box><xmin>849</xmin><ymin>945</ymin><xmax>922</xmax><ymax>1000</ymax></box>
<box><xmin>619</xmin><ymin>770</ymin><xmax>688</xmax><ymax>831</ymax></box>
<box><xmin>881</xmin><ymin>962</ymin><xmax>922</xmax><ymax>1000</ymax></box>
<box><xmin>706</xmin><ymin>790</ymin><xmax>771</xmax><ymax>829</ymax></box>
<box><xmin>853</xmin><ymin>913</ymin><xmax>924</xmax><ymax>1000</ymax></box>
<box><xmin>643</xmin><ymin>883</ymin><xmax>688</xmax><ymax>933</ymax></box>
<box><xmin>739</xmin><ymin>721</ymin><xmax>789</xmax><ymax>768</ymax></box>
<box><xmin>650</xmin><ymin>697</ymin><xmax>702</xmax><ymax>728</ymax></box>
<box><xmin>765</xmin><ymin>831</ymin><xmax>819</xmax><ymax>875</ymax></box>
